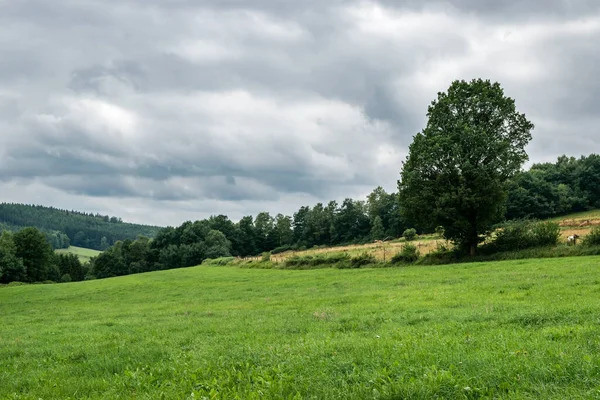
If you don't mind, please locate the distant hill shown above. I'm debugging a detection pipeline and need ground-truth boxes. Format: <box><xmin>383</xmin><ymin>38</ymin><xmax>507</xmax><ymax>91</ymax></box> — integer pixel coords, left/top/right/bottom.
<box><xmin>0</xmin><ymin>203</ymin><xmax>161</xmax><ymax>250</ymax></box>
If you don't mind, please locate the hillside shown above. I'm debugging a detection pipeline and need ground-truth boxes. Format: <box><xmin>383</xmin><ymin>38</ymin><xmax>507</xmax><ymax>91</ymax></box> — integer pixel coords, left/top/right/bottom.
<box><xmin>55</xmin><ymin>246</ymin><xmax>101</xmax><ymax>264</ymax></box>
<box><xmin>0</xmin><ymin>203</ymin><xmax>161</xmax><ymax>250</ymax></box>
<box><xmin>2</xmin><ymin>257</ymin><xmax>600</xmax><ymax>398</ymax></box>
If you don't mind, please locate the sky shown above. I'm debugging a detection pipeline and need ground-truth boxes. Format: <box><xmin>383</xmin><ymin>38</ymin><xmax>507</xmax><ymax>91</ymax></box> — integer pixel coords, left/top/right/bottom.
<box><xmin>1</xmin><ymin>0</ymin><xmax>599</xmax><ymax>226</ymax></box>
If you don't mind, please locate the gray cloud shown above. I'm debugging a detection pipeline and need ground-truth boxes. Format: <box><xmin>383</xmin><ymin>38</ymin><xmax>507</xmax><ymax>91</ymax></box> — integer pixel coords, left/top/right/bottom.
<box><xmin>1</xmin><ymin>0</ymin><xmax>599</xmax><ymax>225</ymax></box>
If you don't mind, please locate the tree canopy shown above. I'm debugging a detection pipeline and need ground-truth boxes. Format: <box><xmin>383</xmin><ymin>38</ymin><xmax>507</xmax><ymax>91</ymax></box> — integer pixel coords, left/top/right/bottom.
<box><xmin>399</xmin><ymin>79</ymin><xmax>534</xmax><ymax>255</ymax></box>
<box><xmin>0</xmin><ymin>203</ymin><xmax>161</xmax><ymax>250</ymax></box>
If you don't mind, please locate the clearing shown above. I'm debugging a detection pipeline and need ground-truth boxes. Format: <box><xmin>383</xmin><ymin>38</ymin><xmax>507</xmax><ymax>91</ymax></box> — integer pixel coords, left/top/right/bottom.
<box><xmin>55</xmin><ymin>246</ymin><xmax>101</xmax><ymax>263</ymax></box>
<box><xmin>2</xmin><ymin>257</ymin><xmax>600</xmax><ymax>398</ymax></box>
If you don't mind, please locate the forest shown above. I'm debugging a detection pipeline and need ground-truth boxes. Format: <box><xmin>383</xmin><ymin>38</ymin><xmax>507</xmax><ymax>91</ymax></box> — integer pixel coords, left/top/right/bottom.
<box><xmin>0</xmin><ymin>203</ymin><xmax>161</xmax><ymax>250</ymax></box>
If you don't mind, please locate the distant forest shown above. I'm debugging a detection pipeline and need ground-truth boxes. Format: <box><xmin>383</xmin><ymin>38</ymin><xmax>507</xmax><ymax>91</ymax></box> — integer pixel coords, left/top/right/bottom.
<box><xmin>87</xmin><ymin>153</ymin><xmax>600</xmax><ymax>279</ymax></box>
<box><xmin>0</xmin><ymin>203</ymin><xmax>161</xmax><ymax>250</ymax></box>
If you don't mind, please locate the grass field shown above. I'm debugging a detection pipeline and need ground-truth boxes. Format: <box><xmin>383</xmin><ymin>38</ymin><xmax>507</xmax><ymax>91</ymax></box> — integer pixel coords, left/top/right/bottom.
<box><xmin>55</xmin><ymin>246</ymin><xmax>101</xmax><ymax>263</ymax></box>
<box><xmin>2</xmin><ymin>257</ymin><xmax>600</xmax><ymax>398</ymax></box>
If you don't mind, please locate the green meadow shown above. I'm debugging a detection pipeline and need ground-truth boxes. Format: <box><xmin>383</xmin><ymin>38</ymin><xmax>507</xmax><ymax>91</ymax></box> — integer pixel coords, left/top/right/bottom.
<box><xmin>55</xmin><ymin>246</ymin><xmax>101</xmax><ymax>264</ymax></box>
<box><xmin>2</xmin><ymin>257</ymin><xmax>600</xmax><ymax>399</ymax></box>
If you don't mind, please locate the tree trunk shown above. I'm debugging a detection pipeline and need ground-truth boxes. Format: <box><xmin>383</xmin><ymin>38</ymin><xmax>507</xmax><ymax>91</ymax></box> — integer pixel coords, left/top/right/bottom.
<box><xmin>470</xmin><ymin>243</ymin><xmax>476</xmax><ymax>256</ymax></box>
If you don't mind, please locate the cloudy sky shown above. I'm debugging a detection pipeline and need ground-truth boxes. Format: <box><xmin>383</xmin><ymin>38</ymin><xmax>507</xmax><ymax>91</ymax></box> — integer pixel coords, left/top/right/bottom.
<box><xmin>1</xmin><ymin>0</ymin><xmax>599</xmax><ymax>226</ymax></box>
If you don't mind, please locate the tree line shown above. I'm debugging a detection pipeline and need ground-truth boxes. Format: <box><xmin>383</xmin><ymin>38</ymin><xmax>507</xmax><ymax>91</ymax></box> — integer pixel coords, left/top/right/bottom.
<box><xmin>87</xmin><ymin>147</ymin><xmax>599</xmax><ymax>280</ymax></box>
<box><xmin>0</xmin><ymin>203</ymin><xmax>161</xmax><ymax>250</ymax></box>
<box><xmin>3</xmin><ymin>79</ymin><xmax>600</xmax><ymax>283</ymax></box>
<box><xmin>0</xmin><ymin>228</ymin><xmax>88</xmax><ymax>284</ymax></box>
<box><xmin>506</xmin><ymin>154</ymin><xmax>600</xmax><ymax>220</ymax></box>
<box><xmin>3</xmin><ymin>150</ymin><xmax>597</xmax><ymax>283</ymax></box>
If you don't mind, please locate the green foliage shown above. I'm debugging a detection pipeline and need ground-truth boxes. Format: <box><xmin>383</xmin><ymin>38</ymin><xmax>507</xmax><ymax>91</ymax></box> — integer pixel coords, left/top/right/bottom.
<box><xmin>92</xmin><ymin>249</ymin><xmax>128</xmax><ymax>279</ymax></box>
<box><xmin>283</xmin><ymin>253</ymin><xmax>350</xmax><ymax>269</ymax></box>
<box><xmin>4</xmin><ymin>258</ymin><xmax>600</xmax><ymax>398</ymax></box>
<box><xmin>60</xmin><ymin>274</ymin><xmax>72</xmax><ymax>283</ymax></box>
<box><xmin>271</xmin><ymin>245</ymin><xmax>291</xmax><ymax>254</ymax></box>
<box><xmin>402</xmin><ymin>228</ymin><xmax>417</xmax><ymax>241</ymax></box>
<box><xmin>55</xmin><ymin>253</ymin><xmax>86</xmax><ymax>282</ymax></box>
<box><xmin>583</xmin><ymin>227</ymin><xmax>600</xmax><ymax>247</ymax></box>
<box><xmin>506</xmin><ymin>154</ymin><xmax>600</xmax><ymax>220</ymax></box>
<box><xmin>370</xmin><ymin>216</ymin><xmax>385</xmax><ymax>241</ymax></box>
<box><xmin>391</xmin><ymin>244</ymin><xmax>420</xmax><ymax>264</ymax></box>
<box><xmin>261</xmin><ymin>252</ymin><xmax>271</xmax><ymax>262</ymax></box>
<box><xmin>180</xmin><ymin>242</ymin><xmax>207</xmax><ymax>267</ymax></box>
<box><xmin>0</xmin><ymin>203</ymin><xmax>160</xmax><ymax>251</ymax></box>
<box><xmin>399</xmin><ymin>79</ymin><xmax>534</xmax><ymax>255</ymax></box>
<box><xmin>350</xmin><ymin>252</ymin><xmax>376</xmax><ymax>267</ymax></box>
<box><xmin>204</xmin><ymin>230</ymin><xmax>232</xmax><ymax>259</ymax></box>
<box><xmin>13</xmin><ymin>227</ymin><xmax>55</xmax><ymax>283</ymax></box>
<box><xmin>487</xmin><ymin>220</ymin><xmax>561</xmax><ymax>253</ymax></box>
<box><xmin>202</xmin><ymin>257</ymin><xmax>236</xmax><ymax>266</ymax></box>
<box><xmin>0</xmin><ymin>231</ymin><xmax>26</xmax><ymax>283</ymax></box>
<box><xmin>336</xmin><ymin>253</ymin><xmax>377</xmax><ymax>269</ymax></box>
<box><xmin>530</xmin><ymin>221</ymin><xmax>561</xmax><ymax>246</ymax></box>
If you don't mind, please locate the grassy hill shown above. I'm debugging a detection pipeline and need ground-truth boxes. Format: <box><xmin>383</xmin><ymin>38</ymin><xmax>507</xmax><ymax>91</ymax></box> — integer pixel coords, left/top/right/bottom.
<box><xmin>2</xmin><ymin>257</ymin><xmax>600</xmax><ymax>398</ymax></box>
<box><xmin>55</xmin><ymin>246</ymin><xmax>101</xmax><ymax>263</ymax></box>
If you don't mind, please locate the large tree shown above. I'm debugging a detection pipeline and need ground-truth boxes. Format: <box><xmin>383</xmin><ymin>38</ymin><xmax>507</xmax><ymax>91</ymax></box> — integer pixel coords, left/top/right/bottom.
<box><xmin>0</xmin><ymin>231</ymin><xmax>26</xmax><ymax>283</ymax></box>
<box><xmin>399</xmin><ymin>79</ymin><xmax>534</xmax><ymax>255</ymax></box>
<box><xmin>13</xmin><ymin>227</ymin><xmax>55</xmax><ymax>282</ymax></box>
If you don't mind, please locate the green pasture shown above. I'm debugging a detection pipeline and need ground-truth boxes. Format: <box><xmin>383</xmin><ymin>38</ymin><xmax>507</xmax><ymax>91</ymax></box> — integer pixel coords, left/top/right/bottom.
<box><xmin>2</xmin><ymin>257</ymin><xmax>600</xmax><ymax>399</ymax></box>
<box><xmin>55</xmin><ymin>246</ymin><xmax>101</xmax><ymax>263</ymax></box>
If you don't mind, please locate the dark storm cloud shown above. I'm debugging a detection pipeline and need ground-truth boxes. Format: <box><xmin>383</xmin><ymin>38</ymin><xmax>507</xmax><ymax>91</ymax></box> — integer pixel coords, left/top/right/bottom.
<box><xmin>1</xmin><ymin>0</ymin><xmax>599</xmax><ymax>224</ymax></box>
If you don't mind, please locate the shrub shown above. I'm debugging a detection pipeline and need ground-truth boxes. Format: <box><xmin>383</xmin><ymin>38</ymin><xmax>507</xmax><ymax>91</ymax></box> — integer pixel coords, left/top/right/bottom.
<box><xmin>391</xmin><ymin>244</ymin><xmax>420</xmax><ymax>264</ymax></box>
<box><xmin>338</xmin><ymin>253</ymin><xmax>376</xmax><ymax>269</ymax></box>
<box><xmin>531</xmin><ymin>221</ymin><xmax>561</xmax><ymax>247</ymax></box>
<box><xmin>492</xmin><ymin>220</ymin><xmax>533</xmax><ymax>251</ymax></box>
<box><xmin>202</xmin><ymin>257</ymin><xmax>236</xmax><ymax>266</ymax></box>
<box><xmin>284</xmin><ymin>253</ymin><xmax>350</xmax><ymax>269</ymax></box>
<box><xmin>583</xmin><ymin>227</ymin><xmax>600</xmax><ymax>247</ymax></box>
<box><xmin>261</xmin><ymin>252</ymin><xmax>271</xmax><ymax>262</ymax></box>
<box><xmin>60</xmin><ymin>274</ymin><xmax>72</xmax><ymax>283</ymax></box>
<box><xmin>271</xmin><ymin>245</ymin><xmax>291</xmax><ymax>254</ymax></box>
<box><xmin>403</xmin><ymin>228</ymin><xmax>417</xmax><ymax>241</ymax></box>
<box><xmin>489</xmin><ymin>220</ymin><xmax>561</xmax><ymax>252</ymax></box>
<box><xmin>435</xmin><ymin>226</ymin><xmax>445</xmax><ymax>237</ymax></box>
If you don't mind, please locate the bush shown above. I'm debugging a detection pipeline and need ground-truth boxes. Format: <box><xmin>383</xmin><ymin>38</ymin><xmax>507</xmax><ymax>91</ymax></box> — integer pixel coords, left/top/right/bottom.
<box><xmin>583</xmin><ymin>227</ymin><xmax>600</xmax><ymax>247</ymax></box>
<box><xmin>403</xmin><ymin>228</ymin><xmax>417</xmax><ymax>241</ymax></box>
<box><xmin>60</xmin><ymin>274</ymin><xmax>72</xmax><ymax>283</ymax></box>
<box><xmin>284</xmin><ymin>253</ymin><xmax>350</xmax><ymax>269</ymax></box>
<box><xmin>391</xmin><ymin>244</ymin><xmax>420</xmax><ymax>264</ymax></box>
<box><xmin>492</xmin><ymin>220</ymin><xmax>533</xmax><ymax>251</ymax></box>
<box><xmin>435</xmin><ymin>226</ymin><xmax>445</xmax><ymax>237</ymax></box>
<box><xmin>271</xmin><ymin>245</ymin><xmax>291</xmax><ymax>254</ymax></box>
<box><xmin>489</xmin><ymin>220</ymin><xmax>561</xmax><ymax>252</ymax></box>
<box><xmin>531</xmin><ymin>221</ymin><xmax>561</xmax><ymax>247</ymax></box>
<box><xmin>261</xmin><ymin>252</ymin><xmax>271</xmax><ymax>262</ymax></box>
<box><xmin>336</xmin><ymin>253</ymin><xmax>376</xmax><ymax>269</ymax></box>
<box><xmin>202</xmin><ymin>257</ymin><xmax>236</xmax><ymax>266</ymax></box>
